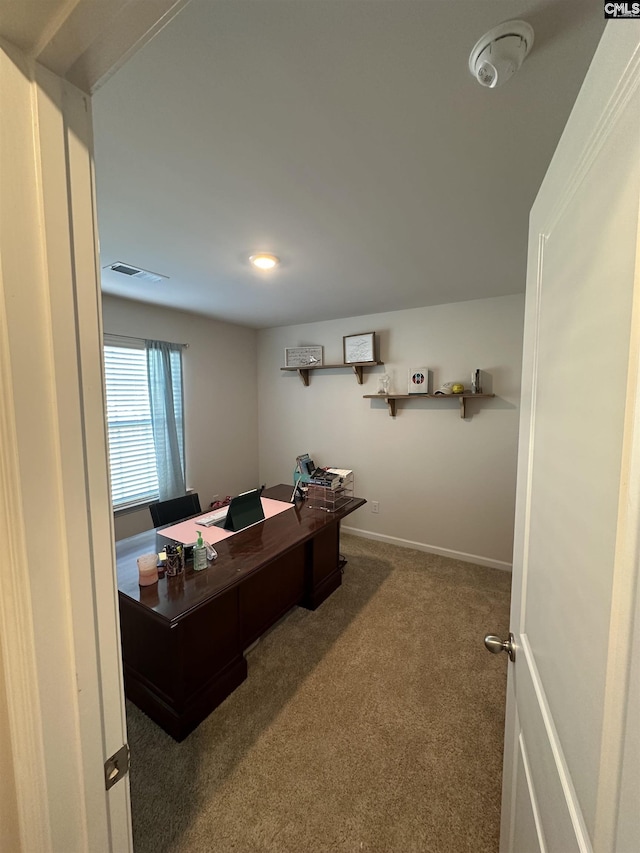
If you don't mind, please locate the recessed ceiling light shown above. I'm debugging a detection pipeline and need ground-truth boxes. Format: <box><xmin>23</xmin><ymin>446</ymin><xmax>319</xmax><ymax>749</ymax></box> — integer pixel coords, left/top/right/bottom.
<box><xmin>250</xmin><ymin>253</ymin><xmax>280</xmax><ymax>270</ymax></box>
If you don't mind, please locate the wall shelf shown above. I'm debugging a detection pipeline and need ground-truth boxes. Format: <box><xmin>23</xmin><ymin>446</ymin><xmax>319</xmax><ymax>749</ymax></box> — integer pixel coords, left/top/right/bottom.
<box><xmin>281</xmin><ymin>361</ymin><xmax>384</xmax><ymax>386</ymax></box>
<box><xmin>363</xmin><ymin>393</ymin><xmax>495</xmax><ymax>419</ymax></box>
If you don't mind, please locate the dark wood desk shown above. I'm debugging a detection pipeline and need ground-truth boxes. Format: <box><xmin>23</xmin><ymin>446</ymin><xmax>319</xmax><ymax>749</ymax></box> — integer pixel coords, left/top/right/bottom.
<box><xmin>116</xmin><ymin>484</ymin><xmax>365</xmax><ymax>740</ymax></box>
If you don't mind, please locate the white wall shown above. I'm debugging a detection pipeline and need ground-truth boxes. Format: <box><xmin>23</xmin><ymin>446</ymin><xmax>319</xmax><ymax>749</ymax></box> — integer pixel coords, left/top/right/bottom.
<box><xmin>104</xmin><ymin>293</ymin><xmax>523</xmax><ymax>563</ymax></box>
<box><xmin>257</xmin><ymin>294</ymin><xmax>524</xmax><ymax>568</ymax></box>
<box><xmin>102</xmin><ymin>295</ymin><xmax>259</xmax><ymax>538</ymax></box>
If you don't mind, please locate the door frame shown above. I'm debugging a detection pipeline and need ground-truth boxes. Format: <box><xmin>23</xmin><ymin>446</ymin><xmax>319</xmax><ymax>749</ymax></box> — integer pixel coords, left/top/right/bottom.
<box><xmin>0</xmin><ymin>41</ymin><xmax>133</xmax><ymax>852</ymax></box>
<box><xmin>0</xmin><ymin>4</ymin><xmax>192</xmax><ymax>848</ymax></box>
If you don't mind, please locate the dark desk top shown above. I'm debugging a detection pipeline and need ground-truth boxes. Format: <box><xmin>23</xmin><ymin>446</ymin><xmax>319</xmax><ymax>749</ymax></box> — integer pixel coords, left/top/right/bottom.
<box><xmin>116</xmin><ymin>484</ymin><xmax>365</xmax><ymax>622</ymax></box>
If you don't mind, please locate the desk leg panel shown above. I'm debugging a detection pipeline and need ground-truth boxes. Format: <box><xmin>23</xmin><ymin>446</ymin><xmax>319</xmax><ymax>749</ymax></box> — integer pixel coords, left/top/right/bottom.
<box><xmin>124</xmin><ymin>655</ymin><xmax>247</xmax><ymax>742</ymax></box>
<box><xmin>119</xmin><ymin>586</ymin><xmax>247</xmax><ymax>741</ymax></box>
<box><xmin>301</xmin><ymin>522</ymin><xmax>341</xmax><ymax>610</ymax></box>
<box><xmin>119</xmin><ymin>596</ymin><xmax>181</xmax><ymax>702</ymax></box>
<box><xmin>181</xmin><ymin>586</ymin><xmax>243</xmax><ymax>694</ymax></box>
<box><xmin>239</xmin><ymin>545</ymin><xmax>305</xmax><ymax>648</ymax></box>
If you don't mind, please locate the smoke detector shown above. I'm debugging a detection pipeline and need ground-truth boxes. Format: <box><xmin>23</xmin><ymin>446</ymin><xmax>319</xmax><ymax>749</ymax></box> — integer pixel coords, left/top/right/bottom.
<box><xmin>469</xmin><ymin>20</ymin><xmax>534</xmax><ymax>89</ymax></box>
<box><xmin>104</xmin><ymin>262</ymin><xmax>169</xmax><ymax>284</ymax></box>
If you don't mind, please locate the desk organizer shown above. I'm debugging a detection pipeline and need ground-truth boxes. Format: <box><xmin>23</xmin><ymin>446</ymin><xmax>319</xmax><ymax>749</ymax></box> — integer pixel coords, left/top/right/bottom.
<box><xmin>307</xmin><ymin>483</ymin><xmax>353</xmax><ymax>513</ymax></box>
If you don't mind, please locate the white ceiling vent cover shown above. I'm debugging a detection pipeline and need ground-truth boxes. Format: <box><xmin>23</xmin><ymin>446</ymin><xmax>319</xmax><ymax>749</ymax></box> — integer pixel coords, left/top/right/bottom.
<box><xmin>105</xmin><ymin>262</ymin><xmax>169</xmax><ymax>284</ymax></box>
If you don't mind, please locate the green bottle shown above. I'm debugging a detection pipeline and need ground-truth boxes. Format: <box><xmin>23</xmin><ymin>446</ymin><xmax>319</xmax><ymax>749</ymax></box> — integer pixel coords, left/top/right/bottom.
<box><xmin>193</xmin><ymin>530</ymin><xmax>207</xmax><ymax>571</ymax></box>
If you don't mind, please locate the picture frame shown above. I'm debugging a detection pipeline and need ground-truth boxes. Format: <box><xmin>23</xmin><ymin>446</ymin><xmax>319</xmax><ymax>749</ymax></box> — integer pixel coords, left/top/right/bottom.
<box><xmin>284</xmin><ymin>346</ymin><xmax>323</xmax><ymax>368</ymax></box>
<box><xmin>343</xmin><ymin>332</ymin><xmax>376</xmax><ymax>364</ymax></box>
<box><xmin>408</xmin><ymin>367</ymin><xmax>431</xmax><ymax>394</ymax></box>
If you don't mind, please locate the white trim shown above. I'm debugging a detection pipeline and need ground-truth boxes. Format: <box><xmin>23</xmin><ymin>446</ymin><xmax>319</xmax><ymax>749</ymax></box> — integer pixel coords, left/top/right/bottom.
<box><xmin>0</xmin><ymin>334</ymin><xmax>52</xmax><ymax>853</ymax></box>
<box><xmin>51</xmin><ymin>69</ymin><xmax>132</xmax><ymax>849</ymax></box>
<box><xmin>593</xmin><ymin>71</ymin><xmax>640</xmax><ymax>848</ymax></box>
<box><xmin>0</xmin><ymin>43</ymin><xmax>54</xmax><ymax>853</ymax></box>
<box><xmin>520</xmin><ymin>636</ymin><xmax>593</xmax><ymax>851</ymax></box>
<box><xmin>541</xmin><ymin>34</ymin><xmax>640</xmax><ymax>239</ymax></box>
<box><xmin>342</xmin><ymin>525</ymin><xmax>512</xmax><ymax>571</ymax></box>
<box><xmin>518</xmin><ymin>732</ymin><xmax>548</xmax><ymax>853</ymax></box>
<box><xmin>0</xmin><ymin>47</ymin><xmax>132</xmax><ymax>852</ymax></box>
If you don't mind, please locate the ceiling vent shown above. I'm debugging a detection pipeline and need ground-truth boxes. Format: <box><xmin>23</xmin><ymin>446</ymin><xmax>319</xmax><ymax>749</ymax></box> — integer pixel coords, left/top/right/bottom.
<box><xmin>104</xmin><ymin>262</ymin><xmax>169</xmax><ymax>284</ymax></box>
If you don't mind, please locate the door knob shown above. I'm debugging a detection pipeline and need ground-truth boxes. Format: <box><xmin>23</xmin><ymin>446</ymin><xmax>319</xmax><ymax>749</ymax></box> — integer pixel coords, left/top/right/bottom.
<box><xmin>484</xmin><ymin>632</ymin><xmax>516</xmax><ymax>662</ymax></box>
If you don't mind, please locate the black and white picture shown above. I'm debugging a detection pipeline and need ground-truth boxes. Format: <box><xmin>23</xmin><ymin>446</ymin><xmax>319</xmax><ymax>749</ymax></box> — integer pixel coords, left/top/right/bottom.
<box><xmin>343</xmin><ymin>332</ymin><xmax>376</xmax><ymax>364</ymax></box>
<box><xmin>284</xmin><ymin>346</ymin><xmax>324</xmax><ymax>367</ymax></box>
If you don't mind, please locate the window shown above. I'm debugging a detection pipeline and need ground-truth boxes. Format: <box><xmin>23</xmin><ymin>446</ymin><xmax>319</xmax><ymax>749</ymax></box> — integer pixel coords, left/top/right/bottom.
<box><xmin>104</xmin><ymin>336</ymin><xmax>184</xmax><ymax>509</ymax></box>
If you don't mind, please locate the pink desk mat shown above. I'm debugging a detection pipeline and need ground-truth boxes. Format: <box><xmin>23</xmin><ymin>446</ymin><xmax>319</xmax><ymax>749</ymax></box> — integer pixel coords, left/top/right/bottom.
<box><xmin>158</xmin><ymin>497</ymin><xmax>294</xmax><ymax>545</ymax></box>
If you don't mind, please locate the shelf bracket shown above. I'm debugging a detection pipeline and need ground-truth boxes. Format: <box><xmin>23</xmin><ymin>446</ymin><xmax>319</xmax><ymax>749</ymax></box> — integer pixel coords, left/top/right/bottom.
<box><xmin>296</xmin><ymin>368</ymin><xmax>310</xmax><ymax>387</ymax></box>
<box><xmin>459</xmin><ymin>397</ymin><xmax>466</xmax><ymax>419</ymax></box>
<box><xmin>386</xmin><ymin>398</ymin><xmax>397</xmax><ymax>418</ymax></box>
<box><xmin>352</xmin><ymin>365</ymin><xmax>364</xmax><ymax>385</ymax></box>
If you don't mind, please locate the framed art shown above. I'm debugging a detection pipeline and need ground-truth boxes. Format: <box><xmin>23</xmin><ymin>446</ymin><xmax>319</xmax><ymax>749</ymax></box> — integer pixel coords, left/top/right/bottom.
<box><xmin>408</xmin><ymin>367</ymin><xmax>430</xmax><ymax>394</ymax></box>
<box><xmin>343</xmin><ymin>332</ymin><xmax>376</xmax><ymax>364</ymax></box>
<box><xmin>284</xmin><ymin>346</ymin><xmax>323</xmax><ymax>367</ymax></box>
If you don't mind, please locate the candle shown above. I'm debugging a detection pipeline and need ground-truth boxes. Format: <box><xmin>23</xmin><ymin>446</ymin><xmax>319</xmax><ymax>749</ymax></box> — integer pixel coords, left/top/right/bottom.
<box><xmin>137</xmin><ymin>553</ymin><xmax>159</xmax><ymax>586</ymax></box>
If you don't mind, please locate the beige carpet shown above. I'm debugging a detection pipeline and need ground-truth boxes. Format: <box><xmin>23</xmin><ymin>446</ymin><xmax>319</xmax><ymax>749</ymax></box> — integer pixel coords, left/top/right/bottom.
<box><xmin>127</xmin><ymin>534</ymin><xmax>512</xmax><ymax>853</ymax></box>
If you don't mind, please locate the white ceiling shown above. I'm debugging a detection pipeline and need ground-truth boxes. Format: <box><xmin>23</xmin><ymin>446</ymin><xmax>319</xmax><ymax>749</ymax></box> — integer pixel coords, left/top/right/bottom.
<box><xmin>92</xmin><ymin>0</ymin><xmax>605</xmax><ymax>330</ymax></box>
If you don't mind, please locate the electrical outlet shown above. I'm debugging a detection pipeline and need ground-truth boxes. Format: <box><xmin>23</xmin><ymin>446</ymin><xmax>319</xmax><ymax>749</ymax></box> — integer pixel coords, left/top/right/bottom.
<box><xmin>371</xmin><ymin>501</ymin><xmax>379</xmax><ymax>513</ymax></box>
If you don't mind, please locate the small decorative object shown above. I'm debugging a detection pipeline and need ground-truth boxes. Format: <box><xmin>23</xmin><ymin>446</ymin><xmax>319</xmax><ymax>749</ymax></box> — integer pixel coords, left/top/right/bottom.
<box><xmin>165</xmin><ymin>543</ymin><xmax>184</xmax><ymax>577</ymax></box>
<box><xmin>434</xmin><ymin>382</ymin><xmax>455</xmax><ymax>395</ymax></box>
<box><xmin>451</xmin><ymin>383</ymin><xmax>465</xmax><ymax>394</ymax></box>
<box><xmin>295</xmin><ymin>453</ymin><xmax>314</xmax><ymax>479</ymax></box>
<box><xmin>343</xmin><ymin>332</ymin><xmax>376</xmax><ymax>364</ymax></box>
<box><xmin>377</xmin><ymin>373</ymin><xmax>391</xmax><ymax>395</ymax></box>
<box><xmin>210</xmin><ymin>495</ymin><xmax>232</xmax><ymax>510</ymax></box>
<box><xmin>137</xmin><ymin>553</ymin><xmax>159</xmax><ymax>586</ymax></box>
<box><xmin>284</xmin><ymin>346</ymin><xmax>324</xmax><ymax>367</ymax></box>
<box><xmin>408</xmin><ymin>367</ymin><xmax>430</xmax><ymax>394</ymax></box>
<box><xmin>471</xmin><ymin>369</ymin><xmax>483</xmax><ymax>394</ymax></box>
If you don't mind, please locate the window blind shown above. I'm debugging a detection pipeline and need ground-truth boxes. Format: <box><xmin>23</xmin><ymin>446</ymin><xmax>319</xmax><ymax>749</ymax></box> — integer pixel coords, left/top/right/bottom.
<box><xmin>104</xmin><ymin>337</ymin><xmax>184</xmax><ymax>509</ymax></box>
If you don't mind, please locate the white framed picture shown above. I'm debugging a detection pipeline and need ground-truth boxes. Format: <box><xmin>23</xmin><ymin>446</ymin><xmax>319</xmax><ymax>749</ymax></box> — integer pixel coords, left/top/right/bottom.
<box><xmin>284</xmin><ymin>346</ymin><xmax>323</xmax><ymax>367</ymax></box>
<box><xmin>408</xmin><ymin>367</ymin><xmax>430</xmax><ymax>394</ymax></box>
<box><xmin>343</xmin><ymin>332</ymin><xmax>376</xmax><ymax>364</ymax></box>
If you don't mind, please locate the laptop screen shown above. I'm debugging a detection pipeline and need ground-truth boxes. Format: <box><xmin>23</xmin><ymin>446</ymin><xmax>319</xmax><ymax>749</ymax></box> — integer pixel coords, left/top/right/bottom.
<box><xmin>224</xmin><ymin>487</ymin><xmax>265</xmax><ymax>532</ymax></box>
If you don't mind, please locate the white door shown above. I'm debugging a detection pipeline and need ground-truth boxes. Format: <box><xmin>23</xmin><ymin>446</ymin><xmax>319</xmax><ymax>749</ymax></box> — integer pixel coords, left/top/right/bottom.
<box><xmin>497</xmin><ymin>23</ymin><xmax>640</xmax><ymax>853</ymax></box>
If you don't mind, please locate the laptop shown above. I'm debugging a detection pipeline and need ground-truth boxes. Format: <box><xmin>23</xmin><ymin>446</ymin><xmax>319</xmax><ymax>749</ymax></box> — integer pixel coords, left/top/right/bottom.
<box><xmin>197</xmin><ymin>487</ymin><xmax>265</xmax><ymax>532</ymax></box>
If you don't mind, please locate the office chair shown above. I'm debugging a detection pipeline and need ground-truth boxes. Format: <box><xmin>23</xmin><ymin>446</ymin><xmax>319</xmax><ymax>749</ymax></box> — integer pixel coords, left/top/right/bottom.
<box><xmin>149</xmin><ymin>493</ymin><xmax>201</xmax><ymax>527</ymax></box>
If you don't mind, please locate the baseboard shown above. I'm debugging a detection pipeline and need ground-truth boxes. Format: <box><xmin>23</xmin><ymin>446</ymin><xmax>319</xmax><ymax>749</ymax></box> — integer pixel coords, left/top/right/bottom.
<box><xmin>341</xmin><ymin>525</ymin><xmax>512</xmax><ymax>572</ymax></box>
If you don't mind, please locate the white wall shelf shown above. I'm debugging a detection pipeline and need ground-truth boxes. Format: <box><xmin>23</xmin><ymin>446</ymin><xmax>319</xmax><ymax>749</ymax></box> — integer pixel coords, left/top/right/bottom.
<box><xmin>281</xmin><ymin>361</ymin><xmax>384</xmax><ymax>386</ymax></box>
<box><xmin>363</xmin><ymin>393</ymin><xmax>495</xmax><ymax>419</ymax></box>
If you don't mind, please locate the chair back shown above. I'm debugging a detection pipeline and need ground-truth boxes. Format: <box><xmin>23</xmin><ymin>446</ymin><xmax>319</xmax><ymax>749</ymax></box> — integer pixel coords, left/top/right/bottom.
<box><xmin>149</xmin><ymin>493</ymin><xmax>201</xmax><ymax>527</ymax></box>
